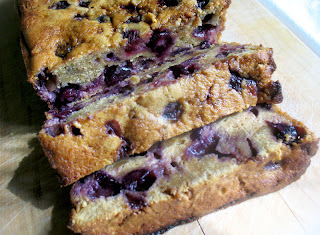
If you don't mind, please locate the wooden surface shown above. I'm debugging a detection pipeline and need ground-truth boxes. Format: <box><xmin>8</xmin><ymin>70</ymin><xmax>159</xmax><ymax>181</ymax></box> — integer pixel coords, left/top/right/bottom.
<box><xmin>0</xmin><ymin>0</ymin><xmax>320</xmax><ymax>234</ymax></box>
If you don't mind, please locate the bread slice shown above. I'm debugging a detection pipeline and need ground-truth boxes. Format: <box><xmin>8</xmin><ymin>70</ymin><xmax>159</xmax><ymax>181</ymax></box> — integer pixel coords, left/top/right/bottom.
<box><xmin>38</xmin><ymin>43</ymin><xmax>282</xmax><ymax>185</ymax></box>
<box><xmin>69</xmin><ymin>105</ymin><xmax>318</xmax><ymax>235</ymax></box>
<box><xmin>18</xmin><ymin>0</ymin><xmax>231</xmax><ymax>105</ymax></box>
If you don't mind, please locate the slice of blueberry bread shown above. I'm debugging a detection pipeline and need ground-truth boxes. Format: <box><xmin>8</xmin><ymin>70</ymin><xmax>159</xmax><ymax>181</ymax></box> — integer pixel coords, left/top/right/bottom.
<box><xmin>18</xmin><ymin>0</ymin><xmax>231</xmax><ymax>105</ymax></box>
<box><xmin>38</xmin><ymin>43</ymin><xmax>282</xmax><ymax>185</ymax></box>
<box><xmin>69</xmin><ymin>105</ymin><xmax>319</xmax><ymax>235</ymax></box>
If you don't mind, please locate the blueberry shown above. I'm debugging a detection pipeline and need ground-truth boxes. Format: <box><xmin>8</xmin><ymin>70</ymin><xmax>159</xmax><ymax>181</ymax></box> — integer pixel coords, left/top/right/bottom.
<box><xmin>190</xmin><ymin>127</ymin><xmax>203</xmax><ymax>141</ymax></box>
<box><xmin>169</xmin><ymin>60</ymin><xmax>200</xmax><ymax>78</ymax></box>
<box><xmin>97</xmin><ymin>15</ymin><xmax>109</xmax><ymax>23</ymax></box>
<box><xmin>121</xmin><ymin>3</ymin><xmax>139</xmax><ymax>13</ymax></box>
<box><xmin>122</xmin><ymin>169</ymin><xmax>157</xmax><ymax>191</ymax></box>
<box><xmin>136</xmin><ymin>59</ymin><xmax>154</xmax><ymax>70</ymax></box>
<box><xmin>197</xmin><ymin>0</ymin><xmax>209</xmax><ymax>9</ymax></box>
<box><xmin>229</xmin><ymin>72</ymin><xmax>243</xmax><ymax>92</ymax></box>
<box><xmin>203</xmin><ymin>13</ymin><xmax>213</xmax><ymax>23</ymax></box>
<box><xmin>200</xmin><ymin>41</ymin><xmax>210</xmax><ymax>49</ymax></box>
<box><xmin>78</xmin><ymin>0</ymin><xmax>90</xmax><ymax>7</ymax></box>
<box><xmin>187</xmin><ymin>134</ymin><xmax>220</xmax><ymax>157</ymax></box>
<box><xmin>147</xmin><ymin>29</ymin><xmax>174</xmax><ymax>57</ymax></box>
<box><xmin>87</xmin><ymin>171</ymin><xmax>122</xmax><ymax>199</ymax></box>
<box><xmin>74</xmin><ymin>14</ymin><xmax>88</xmax><ymax>20</ymax></box>
<box><xmin>53</xmin><ymin>107</ymin><xmax>73</xmax><ymax>120</ymax></box>
<box><xmin>104</xmin><ymin>62</ymin><xmax>132</xmax><ymax>87</ymax></box>
<box><xmin>37</xmin><ymin>68</ymin><xmax>56</xmax><ymax>88</ymax></box>
<box><xmin>163</xmin><ymin>102</ymin><xmax>183</xmax><ymax>121</ymax></box>
<box><xmin>55</xmin><ymin>43</ymin><xmax>73</xmax><ymax>58</ymax></box>
<box><xmin>186</xmin><ymin>134</ymin><xmax>236</xmax><ymax>159</ymax></box>
<box><xmin>193</xmin><ymin>24</ymin><xmax>216</xmax><ymax>38</ymax></box>
<box><xmin>266</xmin><ymin>122</ymin><xmax>306</xmax><ymax>145</ymax></box>
<box><xmin>95</xmin><ymin>172</ymin><xmax>121</xmax><ymax>191</ymax></box>
<box><xmin>49</xmin><ymin>1</ymin><xmax>70</xmax><ymax>9</ymax></box>
<box><xmin>249</xmin><ymin>107</ymin><xmax>259</xmax><ymax>117</ymax></box>
<box><xmin>118</xmin><ymin>138</ymin><xmax>133</xmax><ymax>159</ymax></box>
<box><xmin>159</xmin><ymin>0</ymin><xmax>180</xmax><ymax>7</ymax></box>
<box><xmin>57</xmin><ymin>84</ymin><xmax>80</xmax><ymax>105</ymax></box>
<box><xmin>105</xmin><ymin>52</ymin><xmax>119</xmax><ymax>61</ymax></box>
<box><xmin>126</xmin><ymin>15</ymin><xmax>142</xmax><ymax>23</ymax></box>
<box><xmin>269</xmin><ymin>81</ymin><xmax>283</xmax><ymax>104</ymax></box>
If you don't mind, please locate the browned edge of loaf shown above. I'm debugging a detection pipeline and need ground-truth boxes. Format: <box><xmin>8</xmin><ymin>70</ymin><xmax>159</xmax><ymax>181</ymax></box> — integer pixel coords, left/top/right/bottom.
<box><xmin>68</xmin><ymin>138</ymin><xmax>319</xmax><ymax>234</ymax></box>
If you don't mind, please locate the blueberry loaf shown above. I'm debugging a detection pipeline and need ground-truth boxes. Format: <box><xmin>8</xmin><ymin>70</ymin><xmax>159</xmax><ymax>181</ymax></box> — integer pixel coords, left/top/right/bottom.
<box><xmin>39</xmin><ymin>43</ymin><xmax>282</xmax><ymax>185</ymax></box>
<box><xmin>69</xmin><ymin>105</ymin><xmax>319</xmax><ymax>235</ymax></box>
<box><xmin>18</xmin><ymin>0</ymin><xmax>231</xmax><ymax>106</ymax></box>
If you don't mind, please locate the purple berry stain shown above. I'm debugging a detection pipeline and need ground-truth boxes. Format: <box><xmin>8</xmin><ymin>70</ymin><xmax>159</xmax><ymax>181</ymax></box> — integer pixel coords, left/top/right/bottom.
<box><xmin>124</xmin><ymin>191</ymin><xmax>147</xmax><ymax>209</ymax></box>
<box><xmin>123</xmin><ymin>30</ymin><xmax>144</xmax><ymax>54</ymax></box>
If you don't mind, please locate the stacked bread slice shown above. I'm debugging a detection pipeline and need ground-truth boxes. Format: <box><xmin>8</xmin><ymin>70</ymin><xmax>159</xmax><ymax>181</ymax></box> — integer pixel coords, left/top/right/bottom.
<box><xmin>18</xmin><ymin>0</ymin><xmax>318</xmax><ymax>234</ymax></box>
<box><xmin>70</xmin><ymin>105</ymin><xmax>318</xmax><ymax>234</ymax></box>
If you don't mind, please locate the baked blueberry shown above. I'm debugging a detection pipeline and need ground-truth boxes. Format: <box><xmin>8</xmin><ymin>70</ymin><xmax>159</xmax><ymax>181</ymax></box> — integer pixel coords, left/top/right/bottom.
<box><xmin>163</xmin><ymin>102</ymin><xmax>183</xmax><ymax>121</ymax></box>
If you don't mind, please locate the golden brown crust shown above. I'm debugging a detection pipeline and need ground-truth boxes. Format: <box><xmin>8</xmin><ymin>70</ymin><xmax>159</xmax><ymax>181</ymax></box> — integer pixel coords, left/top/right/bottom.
<box><xmin>38</xmin><ymin>47</ymin><xmax>279</xmax><ymax>185</ymax></box>
<box><xmin>69</xmin><ymin>142</ymin><xmax>315</xmax><ymax>235</ymax></box>
<box><xmin>18</xmin><ymin>0</ymin><xmax>231</xmax><ymax>88</ymax></box>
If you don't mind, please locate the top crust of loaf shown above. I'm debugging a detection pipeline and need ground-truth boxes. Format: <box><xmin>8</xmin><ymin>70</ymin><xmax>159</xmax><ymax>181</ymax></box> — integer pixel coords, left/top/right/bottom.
<box><xmin>18</xmin><ymin>0</ymin><xmax>230</xmax><ymax>87</ymax></box>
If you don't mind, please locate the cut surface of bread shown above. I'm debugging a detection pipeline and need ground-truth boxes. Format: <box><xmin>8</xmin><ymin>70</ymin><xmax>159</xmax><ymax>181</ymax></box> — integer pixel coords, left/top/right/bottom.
<box><xmin>38</xmin><ymin>43</ymin><xmax>282</xmax><ymax>185</ymax></box>
<box><xmin>69</xmin><ymin>105</ymin><xmax>318</xmax><ymax>235</ymax></box>
<box><xmin>18</xmin><ymin>0</ymin><xmax>231</xmax><ymax>105</ymax></box>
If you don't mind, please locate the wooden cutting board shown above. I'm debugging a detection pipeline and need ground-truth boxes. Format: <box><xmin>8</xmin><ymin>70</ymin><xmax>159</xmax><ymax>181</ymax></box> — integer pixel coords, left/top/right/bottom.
<box><xmin>0</xmin><ymin>0</ymin><xmax>319</xmax><ymax>234</ymax></box>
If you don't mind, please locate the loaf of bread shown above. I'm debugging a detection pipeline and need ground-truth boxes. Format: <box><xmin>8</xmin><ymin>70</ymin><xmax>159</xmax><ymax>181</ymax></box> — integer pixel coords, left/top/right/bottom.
<box><xmin>38</xmin><ymin>43</ymin><xmax>282</xmax><ymax>185</ymax></box>
<box><xmin>69</xmin><ymin>105</ymin><xmax>318</xmax><ymax>234</ymax></box>
<box><xmin>18</xmin><ymin>0</ymin><xmax>231</xmax><ymax>106</ymax></box>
